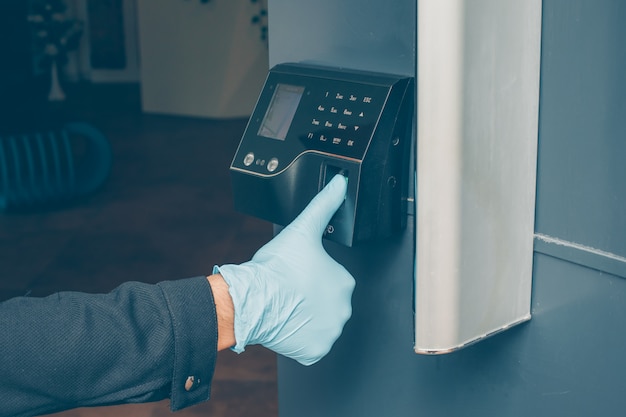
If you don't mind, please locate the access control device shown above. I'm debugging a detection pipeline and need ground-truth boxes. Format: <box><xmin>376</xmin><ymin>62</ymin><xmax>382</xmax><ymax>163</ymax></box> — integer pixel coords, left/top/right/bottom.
<box><xmin>230</xmin><ymin>63</ymin><xmax>414</xmax><ymax>246</ymax></box>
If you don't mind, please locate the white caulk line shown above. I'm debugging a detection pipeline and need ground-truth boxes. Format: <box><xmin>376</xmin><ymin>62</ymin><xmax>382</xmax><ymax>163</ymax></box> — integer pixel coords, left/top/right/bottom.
<box><xmin>534</xmin><ymin>233</ymin><xmax>626</xmax><ymax>264</ymax></box>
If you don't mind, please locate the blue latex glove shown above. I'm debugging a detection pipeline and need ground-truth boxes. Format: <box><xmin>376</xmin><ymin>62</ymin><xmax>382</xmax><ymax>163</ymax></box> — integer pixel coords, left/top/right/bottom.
<box><xmin>214</xmin><ymin>175</ymin><xmax>355</xmax><ymax>365</ymax></box>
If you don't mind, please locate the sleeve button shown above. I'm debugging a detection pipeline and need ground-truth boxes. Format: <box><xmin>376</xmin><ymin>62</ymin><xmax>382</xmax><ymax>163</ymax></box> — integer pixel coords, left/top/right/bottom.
<box><xmin>185</xmin><ymin>375</ymin><xmax>200</xmax><ymax>391</ymax></box>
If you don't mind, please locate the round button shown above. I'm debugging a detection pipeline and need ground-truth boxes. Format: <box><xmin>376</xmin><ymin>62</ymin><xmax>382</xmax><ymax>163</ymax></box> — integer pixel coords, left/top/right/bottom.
<box><xmin>267</xmin><ymin>158</ymin><xmax>279</xmax><ymax>172</ymax></box>
<box><xmin>243</xmin><ymin>152</ymin><xmax>255</xmax><ymax>166</ymax></box>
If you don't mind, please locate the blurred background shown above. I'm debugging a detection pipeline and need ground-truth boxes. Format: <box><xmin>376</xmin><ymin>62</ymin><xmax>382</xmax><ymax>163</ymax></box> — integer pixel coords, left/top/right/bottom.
<box><xmin>0</xmin><ymin>0</ymin><xmax>277</xmax><ymax>415</ymax></box>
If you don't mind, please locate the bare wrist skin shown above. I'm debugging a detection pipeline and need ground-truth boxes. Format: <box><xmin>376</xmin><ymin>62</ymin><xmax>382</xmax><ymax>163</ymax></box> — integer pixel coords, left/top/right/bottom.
<box><xmin>207</xmin><ymin>274</ymin><xmax>236</xmax><ymax>351</ymax></box>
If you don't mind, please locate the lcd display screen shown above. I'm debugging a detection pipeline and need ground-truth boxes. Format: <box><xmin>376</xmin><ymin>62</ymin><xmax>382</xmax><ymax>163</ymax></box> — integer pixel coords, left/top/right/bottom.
<box><xmin>258</xmin><ymin>84</ymin><xmax>305</xmax><ymax>140</ymax></box>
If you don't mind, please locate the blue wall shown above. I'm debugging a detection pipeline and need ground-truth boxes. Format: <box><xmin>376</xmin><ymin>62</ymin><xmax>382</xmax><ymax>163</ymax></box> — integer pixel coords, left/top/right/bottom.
<box><xmin>272</xmin><ymin>1</ymin><xmax>626</xmax><ymax>415</ymax></box>
<box><xmin>534</xmin><ymin>1</ymin><xmax>626</xmax><ymax>277</ymax></box>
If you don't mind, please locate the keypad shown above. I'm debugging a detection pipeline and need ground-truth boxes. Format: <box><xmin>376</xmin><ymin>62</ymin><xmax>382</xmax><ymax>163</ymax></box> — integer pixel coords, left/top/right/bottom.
<box><xmin>303</xmin><ymin>88</ymin><xmax>383</xmax><ymax>158</ymax></box>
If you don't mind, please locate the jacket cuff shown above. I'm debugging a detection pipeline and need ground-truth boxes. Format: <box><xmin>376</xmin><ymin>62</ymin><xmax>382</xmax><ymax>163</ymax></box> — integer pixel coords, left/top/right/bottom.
<box><xmin>158</xmin><ymin>276</ymin><xmax>218</xmax><ymax>411</ymax></box>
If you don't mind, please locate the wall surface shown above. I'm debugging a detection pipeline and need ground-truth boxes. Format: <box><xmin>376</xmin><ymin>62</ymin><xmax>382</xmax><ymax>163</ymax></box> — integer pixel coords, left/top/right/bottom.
<box><xmin>534</xmin><ymin>0</ymin><xmax>626</xmax><ymax>278</ymax></box>
<box><xmin>268</xmin><ymin>0</ymin><xmax>415</xmax><ymax>78</ymax></box>
<box><xmin>272</xmin><ymin>1</ymin><xmax>626</xmax><ymax>416</ymax></box>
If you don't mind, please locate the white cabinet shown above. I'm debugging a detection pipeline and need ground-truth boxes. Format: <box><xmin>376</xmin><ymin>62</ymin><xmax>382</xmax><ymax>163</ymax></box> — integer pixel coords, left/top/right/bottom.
<box><xmin>136</xmin><ymin>0</ymin><xmax>268</xmax><ymax>118</ymax></box>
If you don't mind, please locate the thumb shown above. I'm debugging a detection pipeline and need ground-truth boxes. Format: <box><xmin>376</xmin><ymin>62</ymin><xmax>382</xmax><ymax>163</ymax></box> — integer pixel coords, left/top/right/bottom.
<box><xmin>288</xmin><ymin>174</ymin><xmax>348</xmax><ymax>238</ymax></box>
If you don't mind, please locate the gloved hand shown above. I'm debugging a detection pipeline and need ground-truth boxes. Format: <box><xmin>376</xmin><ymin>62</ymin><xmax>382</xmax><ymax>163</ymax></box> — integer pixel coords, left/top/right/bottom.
<box><xmin>214</xmin><ymin>175</ymin><xmax>355</xmax><ymax>365</ymax></box>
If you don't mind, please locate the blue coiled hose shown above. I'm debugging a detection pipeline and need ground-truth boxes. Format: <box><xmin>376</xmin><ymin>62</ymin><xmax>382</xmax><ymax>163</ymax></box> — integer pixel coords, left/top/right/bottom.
<box><xmin>0</xmin><ymin>123</ymin><xmax>111</xmax><ymax>211</ymax></box>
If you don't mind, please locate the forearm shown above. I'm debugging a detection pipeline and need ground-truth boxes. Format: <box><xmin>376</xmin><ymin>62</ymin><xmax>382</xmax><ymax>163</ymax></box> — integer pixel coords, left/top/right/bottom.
<box><xmin>207</xmin><ymin>274</ymin><xmax>236</xmax><ymax>351</ymax></box>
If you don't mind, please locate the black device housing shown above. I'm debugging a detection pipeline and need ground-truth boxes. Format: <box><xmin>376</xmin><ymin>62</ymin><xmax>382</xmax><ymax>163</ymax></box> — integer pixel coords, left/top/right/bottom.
<box><xmin>230</xmin><ymin>63</ymin><xmax>414</xmax><ymax>247</ymax></box>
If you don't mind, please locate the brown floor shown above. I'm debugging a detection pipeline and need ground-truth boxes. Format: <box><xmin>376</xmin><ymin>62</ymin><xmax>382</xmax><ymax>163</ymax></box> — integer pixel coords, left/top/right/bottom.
<box><xmin>0</xmin><ymin>84</ymin><xmax>277</xmax><ymax>416</ymax></box>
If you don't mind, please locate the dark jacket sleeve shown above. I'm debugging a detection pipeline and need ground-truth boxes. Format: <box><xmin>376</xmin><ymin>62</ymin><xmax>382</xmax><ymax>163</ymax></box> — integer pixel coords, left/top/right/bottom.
<box><xmin>0</xmin><ymin>276</ymin><xmax>218</xmax><ymax>417</ymax></box>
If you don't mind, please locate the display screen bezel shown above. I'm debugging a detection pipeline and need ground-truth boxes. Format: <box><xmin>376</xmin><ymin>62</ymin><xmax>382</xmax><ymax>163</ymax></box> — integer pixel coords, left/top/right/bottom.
<box><xmin>257</xmin><ymin>83</ymin><xmax>305</xmax><ymax>141</ymax></box>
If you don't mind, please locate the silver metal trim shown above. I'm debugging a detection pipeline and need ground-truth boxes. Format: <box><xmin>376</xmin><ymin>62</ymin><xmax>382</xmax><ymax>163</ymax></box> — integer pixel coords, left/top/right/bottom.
<box><xmin>534</xmin><ymin>233</ymin><xmax>626</xmax><ymax>279</ymax></box>
<box><xmin>231</xmin><ymin>149</ymin><xmax>361</xmax><ymax>178</ymax></box>
<box><xmin>414</xmin><ymin>315</ymin><xmax>531</xmax><ymax>355</ymax></box>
